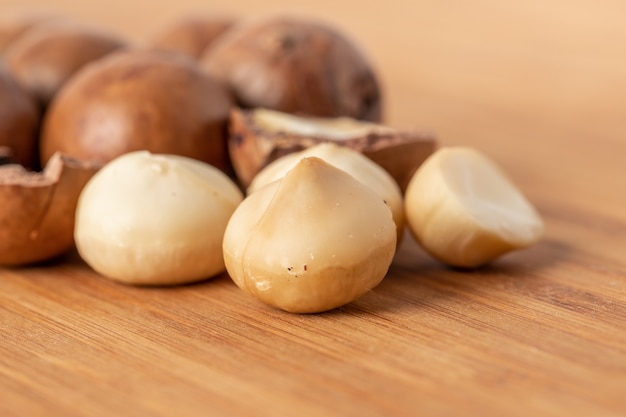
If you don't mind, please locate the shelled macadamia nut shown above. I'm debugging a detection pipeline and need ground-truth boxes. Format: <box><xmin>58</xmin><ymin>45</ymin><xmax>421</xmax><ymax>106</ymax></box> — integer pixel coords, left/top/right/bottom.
<box><xmin>249</xmin><ymin>143</ymin><xmax>405</xmax><ymax>242</ymax></box>
<box><xmin>74</xmin><ymin>151</ymin><xmax>243</xmax><ymax>285</ymax></box>
<box><xmin>223</xmin><ymin>157</ymin><xmax>396</xmax><ymax>313</ymax></box>
<box><xmin>404</xmin><ymin>147</ymin><xmax>544</xmax><ymax>268</ymax></box>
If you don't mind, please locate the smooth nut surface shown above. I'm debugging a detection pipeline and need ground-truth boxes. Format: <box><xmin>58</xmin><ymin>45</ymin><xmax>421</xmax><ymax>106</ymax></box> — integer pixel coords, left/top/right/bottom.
<box><xmin>0</xmin><ymin>67</ymin><xmax>39</xmax><ymax>168</ymax></box>
<box><xmin>40</xmin><ymin>49</ymin><xmax>234</xmax><ymax>171</ymax></box>
<box><xmin>404</xmin><ymin>147</ymin><xmax>544</xmax><ymax>268</ymax></box>
<box><xmin>0</xmin><ymin>11</ymin><xmax>56</xmax><ymax>55</ymax></box>
<box><xmin>150</xmin><ymin>14</ymin><xmax>235</xmax><ymax>59</ymax></box>
<box><xmin>75</xmin><ymin>151</ymin><xmax>243</xmax><ymax>285</ymax></box>
<box><xmin>0</xmin><ymin>153</ymin><xmax>100</xmax><ymax>266</ymax></box>
<box><xmin>223</xmin><ymin>157</ymin><xmax>396</xmax><ymax>313</ymax></box>
<box><xmin>4</xmin><ymin>21</ymin><xmax>126</xmax><ymax>106</ymax></box>
<box><xmin>202</xmin><ymin>15</ymin><xmax>382</xmax><ymax>121</ymax></box>
<box><xmin>248</xmin><ymin>143</ymin><xmax>405</xmax><ymax>242</ymax></box>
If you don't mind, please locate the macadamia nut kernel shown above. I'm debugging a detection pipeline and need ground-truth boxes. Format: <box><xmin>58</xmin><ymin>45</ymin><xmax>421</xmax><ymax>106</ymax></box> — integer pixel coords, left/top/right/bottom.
<box><xmin>404</xmin><ymin>147</ymin><xmax>543</xmax><ymax>268</ymax></box>
<box><xmin>223</xmin><ymin>157</ymin><xmax>396</xmax><ymax>313</ymax></box>
<box><xmin>75</xmin><ymin>151</ymin><xmax>243</xmax><ymax>285</ymax></box>
<box><xmin>248</xmin><ymin>143</ymin><xmax>405</xmax><ymax>242</ymax></box>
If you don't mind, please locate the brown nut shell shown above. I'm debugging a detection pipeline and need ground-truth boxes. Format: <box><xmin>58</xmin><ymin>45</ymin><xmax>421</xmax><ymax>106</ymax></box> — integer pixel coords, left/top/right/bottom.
<box><xmin>40</xmin><ymin>50</ymin><xmax>234</xmax><ymax>172</ymax></box>
<box><xmin>150</xmin><ymin>15</ymin><xmax>235</xmax><ymax>59</ymax></box>
<box><xmin>4</xmin><ymin>21</ymin><xmax>126</xmax><ymax>107</ymax></box>
<box><xmin>0</xmin><ymin>67</ymin><xmax>39</xmax><ymax>168</ymax></box>
<box><xmin>0</xmin><ymin>153</ymin><xmax>100</xmax><ymax>266</ymax></box>
<box><xmin>228</xmin><ymin>108</ymin><xmax>436</xmax><ymax>191</ymax></box>
<box><xmin>0</xmin><ymin>147</ymin><xmax>13</xmax><ymax>165</ymax></box>
<box><xmin>0</xmin><ymin>11</ymin><xmax>56</xmax><ymax>55</ymax></box>
<box><xmin>201</xmin><ymin>15</ymin><xmax>382</xmax><ymax>121</ymax></box>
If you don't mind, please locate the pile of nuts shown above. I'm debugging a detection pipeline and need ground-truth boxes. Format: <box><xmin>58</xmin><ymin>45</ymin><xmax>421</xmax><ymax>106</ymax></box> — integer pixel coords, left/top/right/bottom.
<box><xmin>0</xmin><ymin>11</ymin><xmax>543</xmax><ymax>313</ymax></box>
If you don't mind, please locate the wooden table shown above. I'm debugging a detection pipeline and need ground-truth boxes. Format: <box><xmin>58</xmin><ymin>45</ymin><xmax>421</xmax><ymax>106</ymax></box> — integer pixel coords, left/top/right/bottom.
<box><xmin>2</xmin><ymin>1</ymin><xmax>625</xmax><ymax>416</ymax></box>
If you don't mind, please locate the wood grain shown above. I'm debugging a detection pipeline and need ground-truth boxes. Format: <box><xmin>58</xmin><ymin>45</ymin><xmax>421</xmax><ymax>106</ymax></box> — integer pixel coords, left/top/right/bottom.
<box><xmin>1</xmin><ymin>1</ymin><xmax>626</xmax><ymax>416</ymax></box>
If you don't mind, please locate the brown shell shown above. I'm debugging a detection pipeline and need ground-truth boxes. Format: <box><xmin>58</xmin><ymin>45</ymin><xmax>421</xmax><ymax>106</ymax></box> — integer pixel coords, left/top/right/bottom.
<box><xmin>228</xmin><ymin>108</ymin><xmax>437</xmax><ymax>191</ymax></box>
<box><xmin>0</xmin><ymin>67</ymin><xmax>39</xmax><ymax>169</ymax></box>
<box><xmin>4</xmin><ymin>22</ymin><xmax>126</xmax><ymax>107</ymax></box>
<box><xmin>201</xmin><ymin>15</ymin><xmax>382</xmax><ymax>122</ymax></box>
<box><xmin>150</xmin><ymin>15</ymin><xmax>235</xmax><ymax>60</ymax></box>
<box><xmin>40</xmin><ymin>50</ymin><xmax>234</xmax><ymax>172</ymax></box>
<box><xmin>0</xmin><ymin>146</ymin><xmax>13</xmax><ymax>165</ymax></box>
<box><xmin>0</xmin><ymin>12</ymin><xmax>56</xmax><ymax>55</ymax></box>
<box><xmin>0</xmin><ymin>153</ymin><xmax>100</xmax><ymax>266</ymax></box>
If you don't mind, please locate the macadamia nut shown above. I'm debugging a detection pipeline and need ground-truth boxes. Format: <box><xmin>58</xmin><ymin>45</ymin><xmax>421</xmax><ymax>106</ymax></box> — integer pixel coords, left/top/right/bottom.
<box><xmin>248</xmin><ymin>143</ymin><xmax>405</xmax><ymax>242</ymax></box>
<box><xmin>75</xmin><ymin>151</ymin><xmax>243</xmax><ymax>285</ymax></box>
<box><xmin>223</xmin><ymin>157</ymin><xmax>396</xmax><ymax>313</ymax></box>
<box><xmin>404</xmin><ymin>147</ymin><xmax>543</xmax><ymax>268</ymax></box>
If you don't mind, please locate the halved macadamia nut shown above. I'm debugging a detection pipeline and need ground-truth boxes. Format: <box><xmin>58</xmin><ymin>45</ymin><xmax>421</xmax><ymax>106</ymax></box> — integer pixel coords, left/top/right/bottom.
<box><xmin>4</xmin><ymin>21</ymin><xmax>126</xmax><ymax>106</ymax></box>
<box><xmin>404</xmin><ymin>147</ymin><xmax>544</xmax><ymax>268</ymax></box>
<box><xmin>249</xmin><ymin>143</ymin><xmax>405</xmax><ymax>242</ymax></box>
<box><xmin>202</xmin><ymin>15</ymin><xmax>382</xmax><ymax>121</ymax></box>
<box><xmin>149</xmin><ymin>14</ymin><xmax>236</xmax><ymax>60</ymax></box>
<box><xmin>0</xmin><ymin>67</ymin><xmax>39</xmax><ymax>169</ymax></box>
<box><xmin>0</xmin><ymin>153</ymin><xmax>100</xmax><ymax>266</ymax></box>
<box><xmin>223</xmin><ymin>157</ymin><xmax>396</xmax><ymax>313</ymax></box>
<box><xmin>74</xmin><ymin>151</ymin><xmax>243</xmax><ymax>286</ymax></box>
<box><xmin>229</xmin><ymin>107</ymin><xmax>435</xmax><ymax>189</ymax></box>
<box><xmin>40</xmin><ymin>50</ymin><xmax>234</xmax><ymax>171</ymax></box>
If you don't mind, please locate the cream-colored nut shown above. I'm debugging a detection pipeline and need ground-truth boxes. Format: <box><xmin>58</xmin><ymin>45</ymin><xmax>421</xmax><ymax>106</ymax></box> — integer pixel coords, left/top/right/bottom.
<box><xmin>404</xmin><ymin>147</ymin><xmax>543</xmax><ymax>268</ymax></box>
<box><xmin>248</xmin><ymin>143</ymin><xmax>405</xmax><ymax>242</ymax></box>
<box><xmin>75</xmin><ymin>151</ymin><xmax>243</xmax><ymax>285</ymax></box>
<box><xmin>223</xmin><ymin>157</ymin><xmax>397</xmax><ymax>313</ymax></box>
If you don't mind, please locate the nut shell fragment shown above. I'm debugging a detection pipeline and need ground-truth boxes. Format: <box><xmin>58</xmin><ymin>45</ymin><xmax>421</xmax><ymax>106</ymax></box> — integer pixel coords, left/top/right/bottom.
<box><xmin>229</xmin><ymin>108</ymin><xmax>435</xmax><ymax>190</ymax></box>
<box><xmin>0</xmin><ymin>153</ymin><xmax>100</xmax><ymax>266</ymax></box>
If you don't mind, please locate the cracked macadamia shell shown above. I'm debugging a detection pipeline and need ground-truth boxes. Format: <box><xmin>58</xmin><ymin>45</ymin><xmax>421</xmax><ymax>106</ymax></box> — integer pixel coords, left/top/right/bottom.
<box><xmin>41</xmin><ymin>50</ymin><xmax>233</xmax><ymax>172</ymax></box>
<box><xmin>0</xmin><ymin>153</ymin><xmax>99</xmax><ymax>266</ymax></box>
<box><xmin>228</xmin><ymin>108</ymin><xmax>435</xmax><ymax>189</ymax></box>
<box><xmin>404</xmin><ymin>147</ymin><xmax>544</xmax><ymax>268</ymax></box>
<box><xmin>248</xmin><ymin>143</ymin><xmax>405</xmax><ymax>242</ymax></box>
<box><xmin>202</xmin><ymin>15</ymin><xmax>382</xmax><ymax>121</ymax></box>
<box><xmin>223</xmin><ymin>157</ymin><xmax>396</xmax><ymax>313</ymax></box>
<box><xmin>74</xmin><ymin>151</ymin><xmax>243</xmax><ymax>285</ymax></box>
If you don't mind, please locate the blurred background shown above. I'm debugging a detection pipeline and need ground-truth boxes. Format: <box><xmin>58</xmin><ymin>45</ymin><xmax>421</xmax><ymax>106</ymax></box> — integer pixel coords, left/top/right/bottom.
<box><xmin>2</xmin><ymin>0</ymin><xmax>625</xmax><ymax>208</ymax></box>
<box><xmin>3</xmin><ymin>0</ymin><xmax>624</xmax><ymax>125</ymax></box>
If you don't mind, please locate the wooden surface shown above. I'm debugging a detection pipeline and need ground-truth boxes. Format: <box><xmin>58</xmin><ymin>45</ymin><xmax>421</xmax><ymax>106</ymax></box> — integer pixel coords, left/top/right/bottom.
<box><xmin>2</xmin><ymin>1</ymin><xmax>626</xmax><ymax>416</ymax></box>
